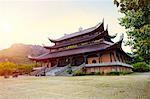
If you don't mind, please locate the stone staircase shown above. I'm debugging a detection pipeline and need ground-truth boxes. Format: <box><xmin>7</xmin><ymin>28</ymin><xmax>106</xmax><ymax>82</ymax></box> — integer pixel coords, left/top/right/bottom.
<box><xmin>31</xmin><ymin>66</ymin><xmax>47</xmax><ymax>76</ymax></box>
<box><xmin>31</xmin><ymin>63</ymin><xmax>85</xmax><ymax>76</ymax></box>
<box><xmin>59</xmin><ymin>63</ymin><xmax>85</xmax><ymax>76</ymax></box>
<box><xmin>46</xmin><ymin>65</ymin><xmax>68</xmax><ymax>76</ymax></box>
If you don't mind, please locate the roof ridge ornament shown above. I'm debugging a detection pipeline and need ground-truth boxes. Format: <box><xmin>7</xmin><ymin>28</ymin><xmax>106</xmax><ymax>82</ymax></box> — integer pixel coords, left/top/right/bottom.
<box><xmin>64</xmin><ymin>33</ymin><xmax>68</xmax><ymax>35</ymax></box>
<box><xmin>79</xmin><ymin>27</ymin><xmax>83</xmax><ymax>32</ymax></box>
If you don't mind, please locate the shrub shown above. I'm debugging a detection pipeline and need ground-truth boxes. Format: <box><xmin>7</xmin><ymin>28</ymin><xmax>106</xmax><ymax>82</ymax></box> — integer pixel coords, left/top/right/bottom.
<box><xmin>0</xmin><ymin>62</ymin><xmax>17</xmax><ymax>76</ymax></box>
<box><xmin>18</xmin><ymin>64</ymin><xmax>33</xmax><ymax>75</ymax></box>
<box><xmin>66</xmin><ymin>67</ymin><xmax>72</xmax><ymax>74</ymax></box>
<box><xmin>107</xmin><ymin>72</ymin><xmax>120</xmax><ymax>75</ymax></box>
<box><xmin>133</xmin><ymin>62</ymin><xmax>150</xmax><ymax>72</ymax></box>
<box><xmin>119</xmin><ymin>72</ymin><xmax>131</xmax><ymax>75</ymax></box>
<box><xmin>73</xmin><ymin>70</ymin><xmax>85</xmax><ymax>76</ymax></box>
<box><xmin>94</xmin><ymin>72</ymin><xmax>101</xmax><ymax>75</ymax></box>
<box><xmin>107</xmin><ymin>72</ymin><xmax>132</xmax><ymax>75</ymax></box>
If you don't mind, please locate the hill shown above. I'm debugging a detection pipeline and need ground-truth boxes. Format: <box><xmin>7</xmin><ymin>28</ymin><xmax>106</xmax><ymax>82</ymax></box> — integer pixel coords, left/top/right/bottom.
<box><xmin>0</xmin><ymin>44</ymin><xmax>48</xmax><ymax>64</ymax></box>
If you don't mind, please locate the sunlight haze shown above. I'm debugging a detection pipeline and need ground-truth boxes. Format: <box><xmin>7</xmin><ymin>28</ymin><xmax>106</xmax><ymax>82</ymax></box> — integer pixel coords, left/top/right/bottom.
<box><xmin>0</xmin><ymin>0</ymin><xmax>131</xmax><ymax>52</ymax></box>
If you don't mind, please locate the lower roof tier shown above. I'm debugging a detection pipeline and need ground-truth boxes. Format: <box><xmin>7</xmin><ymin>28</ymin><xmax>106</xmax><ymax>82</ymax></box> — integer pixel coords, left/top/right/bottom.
<box><xmin>28</xmin><ymin>39</ymin><xmax>130</xmax><ymax>61</ymax></box>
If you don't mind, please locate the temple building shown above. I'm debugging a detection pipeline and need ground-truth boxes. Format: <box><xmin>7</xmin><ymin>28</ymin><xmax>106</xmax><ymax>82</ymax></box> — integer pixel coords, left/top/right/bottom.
<box><xmin>28</xmin><ymin>20</ymin><xmax>133</xmax><ymax>76</ymax></box>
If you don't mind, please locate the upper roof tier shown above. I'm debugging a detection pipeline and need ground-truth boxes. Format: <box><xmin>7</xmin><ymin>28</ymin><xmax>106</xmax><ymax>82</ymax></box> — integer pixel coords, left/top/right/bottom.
<box><xmin>44</xmin><ymin>31</ymin><xmax>108</xmax><ymax>49</ymax></box>
<box><xmin>49</xmin><ymin>21</ymin><xmax>105</xmax><ymax>42</ymax></box>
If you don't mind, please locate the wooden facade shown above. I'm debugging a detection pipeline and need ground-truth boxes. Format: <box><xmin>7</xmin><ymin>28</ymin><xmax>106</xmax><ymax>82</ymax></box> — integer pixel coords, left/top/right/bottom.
<box><xmin>29</xmin><ymin>20</ymin><xmax>133</xmax><ymax>75</ymax></box>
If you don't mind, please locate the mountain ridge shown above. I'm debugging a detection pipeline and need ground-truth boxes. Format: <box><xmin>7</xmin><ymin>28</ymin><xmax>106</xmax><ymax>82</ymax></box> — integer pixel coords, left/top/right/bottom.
<box><xmin>0</xmin><ymin>43</ymin><xmax>48</xmax><ymax>64</ymax></box>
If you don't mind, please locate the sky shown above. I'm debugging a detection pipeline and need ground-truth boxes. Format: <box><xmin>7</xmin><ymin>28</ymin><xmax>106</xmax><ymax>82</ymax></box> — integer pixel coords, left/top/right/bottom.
<box><xmin>0</xmin><ymin>0</ymin><xmax>131</xmax><ymax>52</ymax></box>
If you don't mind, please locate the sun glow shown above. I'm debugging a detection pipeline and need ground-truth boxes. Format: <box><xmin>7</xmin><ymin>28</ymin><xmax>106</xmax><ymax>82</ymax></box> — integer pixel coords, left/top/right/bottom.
<box><xmin>2</xmin><ymin>23</ymin><xmax>13</xmax><ymax>33</ymax></box>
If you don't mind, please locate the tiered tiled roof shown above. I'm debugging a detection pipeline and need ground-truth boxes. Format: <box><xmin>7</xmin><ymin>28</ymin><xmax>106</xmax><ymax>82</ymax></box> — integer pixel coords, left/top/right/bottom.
<box><xmin>49</xmin><ymin>22</ymin><xmax>104</xmax><ymax>42</ymax></box>
<box><xmin>44</xmin><ymin>31</ymin><xmax>108</xmax><ymax>49</ymax></box>
<box><xmin>28</xmin><ymin>39</ymin><xmax>124</xmax><ymax>61</ymax></box>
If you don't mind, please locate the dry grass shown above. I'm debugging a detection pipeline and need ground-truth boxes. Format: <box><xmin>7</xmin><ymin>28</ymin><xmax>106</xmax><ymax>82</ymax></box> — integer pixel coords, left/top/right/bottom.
<box><xmin>0</xmin><ymin>73</ymin><xmax>150</xmax><ymax>99</ymax></box>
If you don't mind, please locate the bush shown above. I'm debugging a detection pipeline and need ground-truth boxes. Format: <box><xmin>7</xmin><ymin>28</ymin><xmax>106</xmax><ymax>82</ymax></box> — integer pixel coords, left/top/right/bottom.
<box><xmin>94</xmin><ymin>72</ymin><xmax>101</xmax><ymax>75</ymax></box>
<box><xmin>119</xmin><ymin>72</ymin><xmax>132</xmax><ymax>75</ymax></box>
<box><xmin>73</xmin><ymin>71</ymin><xmax>132</xmax><ymax>76</ymax></box>
<box><xmin>133</xmin><ymin>62</ymin><xmax>150</xmax><ymax>72</ymax></box>
<box><xmin>86</xmin><ymin>72</ymin><xmax>95</xmax><ymax>75</ymax></box>
<box><xmin>0</xmin><ymin>62</ymin><xmax>35</xmax><ymax>76</ymax></box>
<box><xmin>107</xmin><ymin>72</ymin><xmax>120</xmax><ymax>75</ymax></box>
<box><xmin>106</xmin><ymin>72</ymin><xmax>132</xmax><ymax>75</ymax></box>
<box><xmin>73</xmin><ymin>70</ymin><xmax>85</xmax><ymax>76</ymax></box>
<box><xmin>18</xmin><ymin>64</ymin><xmax>33</xmax><ymax>75</ymax></box>
<box><xmin>0</xmin><ymin>62</ymin><xmax>17</xmax><ymax>76</ymax></box>
<box><xmin>66</xmin><ymin>67</ymin><xmax>72</xmax><ymax>74</ymax></box>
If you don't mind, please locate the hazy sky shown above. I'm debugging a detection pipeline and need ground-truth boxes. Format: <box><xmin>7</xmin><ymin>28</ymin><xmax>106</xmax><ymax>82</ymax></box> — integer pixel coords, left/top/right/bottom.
<box><xmin>0</xmin><ymin>0</ymin><xmax>130</xmax><ymax>52</ymax></box>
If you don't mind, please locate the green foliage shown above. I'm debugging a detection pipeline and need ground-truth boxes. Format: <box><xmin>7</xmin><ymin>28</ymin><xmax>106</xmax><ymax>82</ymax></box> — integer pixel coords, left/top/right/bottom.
<box><xmin>18</xmin><ymin>64</ymin><xmax>33</xmax><ymax>75</ymax></box>
<box><xmin>0</xmin><ymin>62</ymin><xmax>36</xmax><ymax>76</ymax></box>
<box><xmin>114</xmin><ymin>0</ymin><xmax>150</xmax><ymax>64</ymax></box>
<box><xmin>106</xmin><ymin>72</ymin><xmax>131</xmax><ymax>75</ymax></box>
<box><xmin>133</xmin><ymin>62</ymin><xmax>150</xmax><ymax>72</ymax></box>
<box><xmin>86</xmin><ymin>72</ymin><xmax>95</xmax><ymax>75</ymax></box>
<box><xmin>107</xmin><ymin>72</ymin><xmax>120</xmax><ymax>75</ymax></box>
<box><xmin>73</xmin><ymin>70</ymin><xmax>85</xmax><ymax>76</ymax></box>
<box><xmin>66</xmin><ymin>67</ymin><xmax>73</xmax><ymax>74</ymax></box>
<box><xmin>0</xmin><ymin>62</ymin><xmax>17</xmax><ymax>76</ymax></box>
<box><xmin>94</xmin><ymin>72</ymin><xmax>101</xmax><ymax>75</ymax></box>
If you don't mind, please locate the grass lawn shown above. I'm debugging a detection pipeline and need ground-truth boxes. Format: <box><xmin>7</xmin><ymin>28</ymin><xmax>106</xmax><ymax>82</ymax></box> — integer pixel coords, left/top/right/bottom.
<box><xmin>0</xmin><ymin>73</ymin><xmax>149</xmax><ymax>99</ymax></box>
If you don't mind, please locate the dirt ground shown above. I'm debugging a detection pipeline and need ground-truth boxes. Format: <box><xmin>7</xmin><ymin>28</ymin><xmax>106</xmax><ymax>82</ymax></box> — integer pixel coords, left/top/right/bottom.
<box><xmin>0</xmin><ymin>72</ymin><xmax>149</xmax><ymax>99</ymax></box>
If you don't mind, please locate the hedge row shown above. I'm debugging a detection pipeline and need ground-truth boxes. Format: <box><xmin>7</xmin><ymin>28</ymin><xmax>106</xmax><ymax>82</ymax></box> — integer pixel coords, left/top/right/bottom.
<box><xmin>73</xmin><ymin>70</ymin><xmax>131</xmax><ymax>76</ymax></box>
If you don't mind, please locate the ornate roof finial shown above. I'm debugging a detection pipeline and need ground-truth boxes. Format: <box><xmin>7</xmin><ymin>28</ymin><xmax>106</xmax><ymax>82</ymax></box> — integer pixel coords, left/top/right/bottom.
<box><xmin>79</xmin><ymin>27</ymin><xmax>83</xmax><ymax>32</ymax></box>
<box><xmin>64</xmin><ymin>33</ymin><xmax>68</xmax><ymax>36</ymax></box>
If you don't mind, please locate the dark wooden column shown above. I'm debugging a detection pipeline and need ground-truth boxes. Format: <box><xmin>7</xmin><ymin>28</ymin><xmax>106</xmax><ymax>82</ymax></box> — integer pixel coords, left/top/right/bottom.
<box><xmin>47</xmin><ymin>60</ymin><xmax>50</xmax><ymax>68</ymax></box>
<box><xmin>98</xmin><ymin>52</ymin><xmax>101</xmax><ymax>63</ymax></box>
<box><xmin>112</xmin><ymin>51</ymin><xmax>116</xmax><ymax>62</ymax></box>
<box><xmin>56</xmin><ymin>58</ymin><xmax>59</xmax><ymax>66</ymax></box>
<box><xmin>83</xmin><ymin>54</ymin><xmax>88</xmax><ymax>64</ymax></box>
<box><xmin>40</xmin><ymin>62</ymin><xmax>42</xmax><ymax>67</ymax></box>
<box><xmin>35</xmin><ymin>61</ymin><xmax>37</xmax><ymax>67</ymax></box>
<box><xmin>110</xmin><ymin>52</ymin><xmax>112</xmax><ymax>62</ymax></box>
<box><xmin>69</xmin><ymin>56</ymin><xmax>73</xmax><ymax>66</ymax></box>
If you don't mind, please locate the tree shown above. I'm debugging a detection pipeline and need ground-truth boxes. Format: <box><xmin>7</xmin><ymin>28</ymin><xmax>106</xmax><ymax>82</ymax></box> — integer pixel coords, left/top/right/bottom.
<box><xmin>18</xmin><ymin>64</ymin><xmax>33</xmax><ymax>75</ymax></box>
<box><xmin>114</xmin><ymin>0</ymin><xmax>150</xmax><ymax>63</ymax></box>
<box><xmin>0</xmin><ymin>62</ymin><xmax>17</xmax><ymax>76</ymax></box>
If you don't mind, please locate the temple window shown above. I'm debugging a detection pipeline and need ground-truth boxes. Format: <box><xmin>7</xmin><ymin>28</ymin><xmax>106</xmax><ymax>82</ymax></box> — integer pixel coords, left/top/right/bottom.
<box><xmin>92</xmin><ymin>59</ymin><xmax>97</xmax><ymax>64</ymax></box>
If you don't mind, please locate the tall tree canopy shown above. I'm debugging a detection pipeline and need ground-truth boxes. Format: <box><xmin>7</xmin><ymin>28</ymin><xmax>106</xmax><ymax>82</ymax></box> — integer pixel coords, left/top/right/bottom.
<box><xmin>114</xmin><ymin>0</ymin><xmax>150</xmax><ymax>63</ymax></box>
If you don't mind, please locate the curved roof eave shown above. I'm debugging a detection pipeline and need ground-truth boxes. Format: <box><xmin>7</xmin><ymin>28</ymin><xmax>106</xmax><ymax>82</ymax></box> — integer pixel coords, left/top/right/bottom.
<box><xmin>48</xmin><ymin>22</ymin><xmax>104</xmax><ymax>43</ymax></box>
